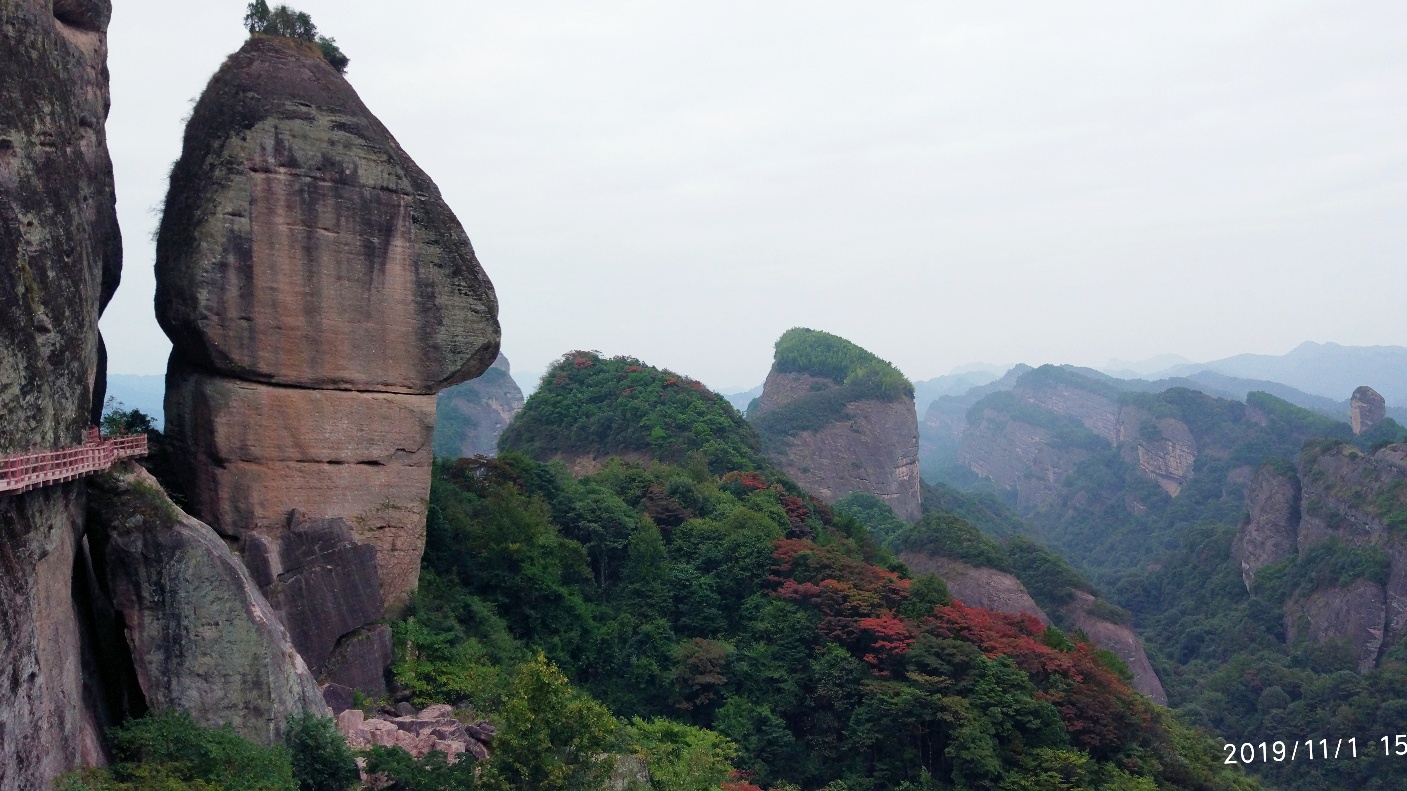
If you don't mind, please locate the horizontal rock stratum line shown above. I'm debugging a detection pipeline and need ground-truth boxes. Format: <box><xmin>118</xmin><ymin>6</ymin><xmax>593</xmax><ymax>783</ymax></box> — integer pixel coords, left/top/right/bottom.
<box><xmin>0</xmin><ymin>428</ymin><xmax>148</xmax><ymax>495</ymax></box>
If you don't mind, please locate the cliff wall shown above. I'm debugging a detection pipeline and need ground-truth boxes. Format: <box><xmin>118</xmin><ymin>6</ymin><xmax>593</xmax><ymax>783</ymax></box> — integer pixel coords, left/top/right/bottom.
<box><xmin>155</xmin><ymin>36</ymin><xmax>499</xmax><ymax>689</ymax></box>
<box><xmin>756</xmin><ymin>368</ymin><xmax>922</xmax><ymax>521</ymax></box>
<box><xmin>0</xmin><ymin>0</ymin><xmax>122</xmax><ymax>783</ymax></box>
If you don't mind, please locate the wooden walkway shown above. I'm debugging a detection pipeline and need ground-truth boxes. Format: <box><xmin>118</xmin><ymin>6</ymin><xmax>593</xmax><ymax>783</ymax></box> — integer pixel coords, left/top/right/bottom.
<box><xmin>0</xmin><ymin>427</ymin><xmax>149</xmax><ymax>496</ymax></box>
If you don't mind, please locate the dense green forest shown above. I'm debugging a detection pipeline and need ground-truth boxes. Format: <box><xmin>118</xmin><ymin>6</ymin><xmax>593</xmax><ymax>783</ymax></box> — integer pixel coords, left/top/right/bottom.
<box><xmin>389</xmin><ymin>353</ymin><xmax>1253</xmax><ymax>790</ymax></box>
<box><xmin>499</xmin><ymin>351</ymin><xmax>770</xmax><ymax>475</ymax></box>
<box><xmin>772</xmin><ymin>328</ymin><xmax>914</xmax><ymax>402</ymax></box>
<box><xmin>933</xmin><ymin>370</ymin><xmax>1407</xmax><ymax>791</ymax></box>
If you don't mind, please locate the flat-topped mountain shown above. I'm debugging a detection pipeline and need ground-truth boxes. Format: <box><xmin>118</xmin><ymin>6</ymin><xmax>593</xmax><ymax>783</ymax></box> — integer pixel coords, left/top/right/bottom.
<box><xmin>750</xmin><ymin>329</ymin><xmax>922</xmax><ymax>521</ymax></box>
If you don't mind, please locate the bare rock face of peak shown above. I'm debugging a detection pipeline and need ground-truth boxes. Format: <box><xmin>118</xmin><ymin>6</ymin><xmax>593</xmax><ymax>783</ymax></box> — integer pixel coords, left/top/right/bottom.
<box><xmin>156</xmin><ymin>36</ymin><xmax>500</xmax><ymax>696</ymax></box>
<box><xmin>1</xmin><ymin>1</ymin><xmax>122</xmax><ymax>784</ymax></box>
<box><xmin>1351</xmin><ymin>386</ymin><xmax>1387</xmax><ymax>436</ymax></box>
<box><xmin>756</xmin><ymin>369</ymin><xmax>922</xmax><ymax>522</ymax></box>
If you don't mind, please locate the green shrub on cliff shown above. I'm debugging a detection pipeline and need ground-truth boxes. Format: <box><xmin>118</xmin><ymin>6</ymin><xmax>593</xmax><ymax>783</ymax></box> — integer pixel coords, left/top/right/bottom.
<box><xmin>499</xmin><ymin>352</ymin><xmax>770</xmax><ymax>475</ymax></box>
<box><xmin>773</xmin><ymin>327</ymin><xmax>913</xmax><ymax>400</ymax></box>
<box><xmin>243</xmin><ymin>2</ymin><xmax>349</xmax><ymax>73</ymax></box>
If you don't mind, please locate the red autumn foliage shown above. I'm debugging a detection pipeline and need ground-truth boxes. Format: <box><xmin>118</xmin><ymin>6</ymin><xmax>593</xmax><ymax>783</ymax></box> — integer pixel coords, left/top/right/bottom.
<box><xmin>924</xmin><ymin>601</ymin><xmax>1148</xmax><ymax>753</ymax></box>
<box><xmin>573</xmin><ymin>356</ymin><xmax>594</xmax><ymax>369</ymax></box>
<box><xmin>624</xmin><ymin>365</ymin><xmax>645</xmax><ymax>373</ymax></box>
<box><xmin>723</xmin><ymin>471</ymin><xmax>770</xmax><ymax>491</ymax></box>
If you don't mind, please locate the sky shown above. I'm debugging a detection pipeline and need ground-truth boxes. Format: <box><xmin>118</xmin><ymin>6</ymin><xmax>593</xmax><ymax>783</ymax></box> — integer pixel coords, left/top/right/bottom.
<box><xmin>101</xmin><ymin>1</ymin><xmax>1407</xmax><ymax>393</ymax></box>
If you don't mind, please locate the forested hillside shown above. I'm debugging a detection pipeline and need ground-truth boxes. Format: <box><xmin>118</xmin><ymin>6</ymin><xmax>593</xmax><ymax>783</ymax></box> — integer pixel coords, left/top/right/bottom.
<box><xmin>929</xmin><ymin>364</ymin><xmax>1407</xmax><ymax>790</ymax></box>
<box><xmin>393</xmin><ymin>351</ymin><xmax>1253</xmax><ymax>790</ymax></box>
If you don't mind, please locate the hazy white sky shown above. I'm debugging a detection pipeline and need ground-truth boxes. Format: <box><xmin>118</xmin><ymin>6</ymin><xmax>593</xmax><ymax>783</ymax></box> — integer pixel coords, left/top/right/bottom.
<box><xmin>101</xmin><ymin>1</ymin><xmax>1407</xmax><ymax>392</ymax></box>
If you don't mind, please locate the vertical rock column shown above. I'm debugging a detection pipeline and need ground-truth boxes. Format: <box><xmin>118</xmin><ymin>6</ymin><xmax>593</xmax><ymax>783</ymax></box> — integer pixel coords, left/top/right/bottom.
<box><xmin>156</xmin><ymin>37</ymin><xmax>499</xmax><ymax>686</ymax></box>
<box><xmin>0</xmin><ymin>0</ymin><xmax>123</xmax><ymax>784</ymax></box>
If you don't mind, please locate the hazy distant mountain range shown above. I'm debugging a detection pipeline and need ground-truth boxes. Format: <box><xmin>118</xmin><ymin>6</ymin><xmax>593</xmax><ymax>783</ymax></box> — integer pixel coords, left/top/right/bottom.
<box><xmin>1138</xmin><ymin>342</ymin><xmax>1407</xmax><ymax>405</ymax></box>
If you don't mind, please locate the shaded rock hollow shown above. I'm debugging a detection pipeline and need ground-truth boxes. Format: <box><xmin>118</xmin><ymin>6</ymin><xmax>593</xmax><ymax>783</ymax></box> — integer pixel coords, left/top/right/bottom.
<box><xmin>155</xmin><ymin>36</ymin><xmax>499</xmax><ymax>682</ymax></box>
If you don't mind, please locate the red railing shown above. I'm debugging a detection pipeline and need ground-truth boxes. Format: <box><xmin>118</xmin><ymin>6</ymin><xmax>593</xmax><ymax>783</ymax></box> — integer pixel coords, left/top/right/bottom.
<box><xmin>0</xmin><ymin>428</ymin><xmax>149</xmax><ymax>496</ymax></box>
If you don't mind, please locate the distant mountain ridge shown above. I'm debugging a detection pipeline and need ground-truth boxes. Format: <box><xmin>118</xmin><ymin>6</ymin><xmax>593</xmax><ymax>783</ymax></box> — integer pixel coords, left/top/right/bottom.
<box><xmin>1149</xmin><ymin>342</ymin><xmax>1407</xmax><ymax>405</ymax></box>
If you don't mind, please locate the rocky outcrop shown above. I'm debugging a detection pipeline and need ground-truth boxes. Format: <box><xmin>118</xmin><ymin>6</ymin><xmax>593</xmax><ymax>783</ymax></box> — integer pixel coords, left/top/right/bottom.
<box><xmin>1231</xmin><ymin>466</ymin><xmax>1300</xmax><ymax>589</ymax></box>
<box><xmin>434</xmin><ymin>353</ymin><xmax>525</xmax><ymax>457</ymax></box>
<box><xmin>756</xmin><ymin>369</ymin><xmax>922</xmax><ymax>522</ymax></box>
<box><xmin>1</xmin><ymin>0</ymin><xmax>122</xmax><ymax>783</ymax></box>
<box><xmin>155</xmin><ymin>32</ymin><xmax>500</xmax><ymax>687</ymax></box>
<box><xmin>336</xmin><ymin>703</ymin><xmax>492</xmax><ymax>763</ymax></box>
<box><xmin>87</xmin><ymin>464</ymin><xmax>329</xmax><ymax>743</ymax></box>
<box><xmin>1063</xmin><ymin>591</ymin><xmax>1167</xmax><ymax>704</ymax></box>
<box><xmin>1351</xmin><ymin>386</ymin><xmax>1386</xmax><ymax>436</ymax></box>
<box><xmin>1116</xmin><ymin>410</ymin><xmax>1197</xmax><ymax>496</ymax></box>
<box><xmin>1285</xmin><ymin>578</ymin><xmax>1386</xmax><ymax>672</ymax></box>
<box><xmin>897</xmin><ymin>552</ymin><xmax>1050</xmax><ymax>623</ymax></box>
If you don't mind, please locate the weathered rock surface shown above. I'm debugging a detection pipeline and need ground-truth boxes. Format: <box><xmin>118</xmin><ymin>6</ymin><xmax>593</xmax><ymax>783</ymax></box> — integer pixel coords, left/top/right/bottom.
<box><xmin>242</xmin><ymin>513</ymin><xmax>385</xmax><ymax>681</ymax></box>
<box><xmin>757</xmin><ymin>370</ymin><xmax>922</xmax><ymax>521</ymax></box>
<box><xmin>1231</xmin><ymin>465</ymin><xmax>1300</xmax><ymax>590</ymax></box>
<box><xmin>155</xmin><ymin>37</ymin><xmax>498</xmax><ymax>392</ymax></box>
<box><xmin>1</xmin><ymin>0</ymin><xmax>122</xmax><ymax>783</ymax></box>
<box><xmin>1285</xmin><ymin>578</ymin><xmax>1386</xmax><ymax>672</ymax></box>
<box><xmin>155</xmin><ymin>33</ymin><xmax>500</xmax><ymax>699</ymax></box>
<box><xmin>1351</xmin><ymin>386</ymin><xmax>1387</xmax><ymax>436</ymax></box>
<box><xmin>434</xmin><ymin>353</ymin><xmax>525</xmax><ymax>457</ymax></box>
<box><xmin>163</xmin><ymin>367</ymin><xmax>436</xmax><ymax>612</ymax></box>
<box><xmin>1063</xmin><ymin>591</ymin><xmax>1167</xmax><ymax>704</ymax></box>
<box><xmin>87</xmin><ymin>463</ymin><xmax>330</xmax><ymax>744</ymax></box>
<box><xmin>897</xmin><ymin>552</ymin><xmax>1050</xmax><ymax>623</ymax></box>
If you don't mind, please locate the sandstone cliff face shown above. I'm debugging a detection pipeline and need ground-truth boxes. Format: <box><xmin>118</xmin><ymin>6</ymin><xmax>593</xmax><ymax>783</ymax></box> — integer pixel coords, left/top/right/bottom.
<box><xmin>1351</xmin><ymin>386</ymin><xmax>1386</xmax><ymax>436</ymax></box>
<box><xmin>956</xmin><ymin>371</ymin><xmax>1202</xmax><ymax>506</ymax></box>
<box><xmin>1115</xmin><ymin>410</ymin><xmax>1197</xmax><ymax>497</ymax></box>
<box><xmin>0</xmin><ymin>0</ymin><xmax>121</xmax><ymax>783</ymax></box>
<box><xmin>1297</xmin><ymin>442</ymin><xmax>1407</xmax><ymax>648</ymax></box>
<box><xmin>156</xmin><ymin>33</ymin><xmax>500</xmax><ymax>668</ymax></box>
<box><xmin>434</xmin><ymin>353</ymin><xmax>525</xmax><ymax>457</ymax></box>
<box><xmin>87</xmin><ymin>464</ymin><xmax>330</xmax><ymax>743</ymax></box>
<box><xmin>958</xmin><ymin>410</ymin><xmax>1089</xmax><ymax>510</ymax></box>
<box><xmin>898</xmin><ymin>552</ymin><xmax>1049</xmax><ymax>622</ymax></box>
<box><xmin>757</xmin><ymin>369</ymin><xmax>921</xmax><ymax>521</ymax></box>
<box><xmin>1284</xmin><ymin>578</ymin><xmax>1386</xmax><ymax>672</ymax></box>
<box><xmin>1230</xmin><ymin>466</ymin><xmax>1300</xmax><ymax>589</ymax></box>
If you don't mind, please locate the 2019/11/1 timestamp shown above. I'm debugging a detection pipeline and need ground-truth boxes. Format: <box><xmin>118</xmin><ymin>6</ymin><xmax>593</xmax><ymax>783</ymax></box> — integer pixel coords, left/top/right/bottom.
<box><xmin>1223</xmin><ymin>736</ymin><xmax>1407</xmax><ymax>765</ymax></box>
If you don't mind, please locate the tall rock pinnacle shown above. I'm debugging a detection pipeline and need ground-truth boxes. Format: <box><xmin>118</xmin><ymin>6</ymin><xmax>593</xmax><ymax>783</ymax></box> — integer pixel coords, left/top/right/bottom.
<box><xmin>155</xmin><ymin>36</ymin><xmax>500</xmax><ymax>683</ymax></box>
<box><xmin>1351</xmin><ymin>386</ymin><xmax>1386</xmax><ymax>436</ymax></box>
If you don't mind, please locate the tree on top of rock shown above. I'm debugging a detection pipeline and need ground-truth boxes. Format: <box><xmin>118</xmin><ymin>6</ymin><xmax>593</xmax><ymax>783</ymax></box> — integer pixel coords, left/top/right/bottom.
<box><xmin>243</xmin><ymin>1</ymin><xmax>350</xmax><ymax>73</ymax></box>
